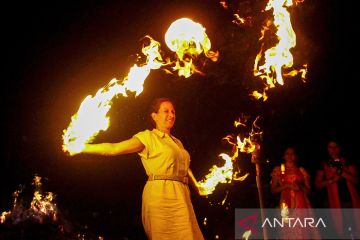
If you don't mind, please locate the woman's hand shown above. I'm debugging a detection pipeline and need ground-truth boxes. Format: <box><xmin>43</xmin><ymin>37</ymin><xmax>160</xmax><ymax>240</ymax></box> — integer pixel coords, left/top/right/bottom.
<box><xmin>188</xmin><ymin>169</ymin><xmax>208</xmax><ymax>196</ymax></box>
<box><xmin>327</xmin><ymin>174</ymin><xmax>341</xmax><ymax>184</ymax></box>
<box><xmin>196</xmin><ymin>184</ymin><xmax>208</xmax><ymax>197</ymax></box>
<box><xmin>62</xmin><ymin>143</ymin><xmax>84</xmax><ymax>156</ymax></box>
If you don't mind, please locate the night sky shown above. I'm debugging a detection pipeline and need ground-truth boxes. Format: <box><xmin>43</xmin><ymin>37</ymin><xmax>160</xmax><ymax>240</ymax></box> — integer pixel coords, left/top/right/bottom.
<box><xmin>1</xmin><ymin>0</ymin><xmax>358</xmax><ymax>239</ymax></box>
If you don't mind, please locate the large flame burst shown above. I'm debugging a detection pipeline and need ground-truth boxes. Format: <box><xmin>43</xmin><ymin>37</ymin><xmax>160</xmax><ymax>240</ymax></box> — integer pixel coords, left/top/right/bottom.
<box><xmin>197</xmin><ymin>116</ymin><xmax>262</xmax><ymax>195</ymax></box>
<box><xmin>252</xmin><ymin>0</ymin><xmax>307</xmax><ymax>101</ymax></box>
<box><xmin>62</xmin><ymin>18</ymin><xmax>217</xmax><ymax>155</ymax></box>
<box><xmin>62</xmin><ymin>36</ymin><xmax>163</xmax><ymax>154</ymax></box>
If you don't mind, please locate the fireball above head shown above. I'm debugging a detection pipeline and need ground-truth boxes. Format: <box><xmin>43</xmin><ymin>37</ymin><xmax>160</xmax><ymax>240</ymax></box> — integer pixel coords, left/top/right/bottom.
<box><xmin>165</xmin><ymin>18</ymin><xmax>211</xmax><ymax>57</ymax></box>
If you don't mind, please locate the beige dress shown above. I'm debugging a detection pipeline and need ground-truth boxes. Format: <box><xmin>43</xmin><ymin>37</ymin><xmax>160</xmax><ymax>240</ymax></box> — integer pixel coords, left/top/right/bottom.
<box><xmin>134</xmin><ymin>129</ymin><xmax>204</xmax><ymax>240</ymax></box>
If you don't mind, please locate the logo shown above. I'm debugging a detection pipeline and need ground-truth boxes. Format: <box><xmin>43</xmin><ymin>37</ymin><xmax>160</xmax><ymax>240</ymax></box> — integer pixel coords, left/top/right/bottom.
<box><xmin>261</xmin><ymin>217</ymin><xmax>326</xmax><ymax>228</ymax></box>
<box><xmin>237</xmin><ymin>213</ymin><xmax>258</xmax><ymax>233</ymax></box>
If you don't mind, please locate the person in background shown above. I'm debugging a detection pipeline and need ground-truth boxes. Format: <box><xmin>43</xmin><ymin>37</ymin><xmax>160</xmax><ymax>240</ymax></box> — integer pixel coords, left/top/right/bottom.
<box><xmin>271</xmin><ymin>147</ymin><xmax>311</xmax><ymax>208</ymax></box>
<box><xmin>315</xmin><ymin>140</ymin><xmax>360</xmax><ymax>238</ymax></box>
<box><xmin>67</xmin><ymin>98</ymin><xmax>205</xmax><ymax>240</ymax></box>
<box><xmin>271</xmin><ymin>147</ymin><xmax>320</xmax><ymax>239</ymax></box>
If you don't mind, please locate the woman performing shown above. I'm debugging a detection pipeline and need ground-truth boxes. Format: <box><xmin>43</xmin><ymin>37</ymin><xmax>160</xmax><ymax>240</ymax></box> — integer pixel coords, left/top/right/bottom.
<box><xmin>67</xmin><ymin>98</ymin><xmax>205</xmax><ymax>240</ymax></box>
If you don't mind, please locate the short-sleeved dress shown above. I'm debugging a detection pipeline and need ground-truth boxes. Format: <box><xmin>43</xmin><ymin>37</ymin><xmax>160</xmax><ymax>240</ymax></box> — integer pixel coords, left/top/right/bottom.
<box><xmin>134</xmin><ymin>129</ymin><xmax>204</xmax><ymax>240</ymax></box>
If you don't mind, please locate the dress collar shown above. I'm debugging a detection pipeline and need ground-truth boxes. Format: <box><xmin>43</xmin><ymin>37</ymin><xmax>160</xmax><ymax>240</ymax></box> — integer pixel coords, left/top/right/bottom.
<box><xmin>152</xmin><ymin>128</ymin><xmax>182</xmax><ymax>147</ymax></box>
<box><xmin>152</xmin><ymin>128</ymin><xmax>171</xmax><ymax>138</ymax></box>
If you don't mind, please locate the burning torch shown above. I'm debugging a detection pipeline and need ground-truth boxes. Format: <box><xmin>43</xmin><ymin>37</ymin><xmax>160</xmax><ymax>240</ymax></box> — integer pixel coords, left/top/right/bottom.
<box><xmin>251</xmin><ymin>140</ymin><xmax>268</xmax><ymax>240</ymax></box>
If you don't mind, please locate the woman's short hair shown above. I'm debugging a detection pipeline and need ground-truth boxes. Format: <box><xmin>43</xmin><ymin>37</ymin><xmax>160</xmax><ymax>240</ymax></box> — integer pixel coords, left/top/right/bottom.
<box><xmin>148</xmin><ymin>98</ymin><xmax>175</xmax><ymax>127</ymax></box>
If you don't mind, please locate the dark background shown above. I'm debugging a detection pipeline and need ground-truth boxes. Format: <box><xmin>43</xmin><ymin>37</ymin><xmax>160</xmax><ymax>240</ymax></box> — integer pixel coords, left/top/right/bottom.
<box><xmin>1</xmin><ymin>0</ymin><xmax>358</xmax><ymax>239</ymax></box>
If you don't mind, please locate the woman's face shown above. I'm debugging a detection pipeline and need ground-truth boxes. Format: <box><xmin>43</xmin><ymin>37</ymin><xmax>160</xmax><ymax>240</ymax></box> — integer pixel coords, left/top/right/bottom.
<box><xmin>152</xmin><ymin>101</ymin><xmax>176</xmax><ymax>131</ymax></box>
<box><xmin>327</xmin><ymin>141</ymin><xmax>340</xmax><ymax>159</ymax></box>
<box><xmin>284</xmin><ymin>148</ymin><xmax>297</xmax><ymax>163</ymax></box>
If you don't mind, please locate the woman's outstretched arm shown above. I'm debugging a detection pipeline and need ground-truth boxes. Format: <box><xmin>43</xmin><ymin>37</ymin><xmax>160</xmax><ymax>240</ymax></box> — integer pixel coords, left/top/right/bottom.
<box><xmin>79</xmin><ymin>137</ymin><xmax>145</xmax><ymax>156</ymax></box>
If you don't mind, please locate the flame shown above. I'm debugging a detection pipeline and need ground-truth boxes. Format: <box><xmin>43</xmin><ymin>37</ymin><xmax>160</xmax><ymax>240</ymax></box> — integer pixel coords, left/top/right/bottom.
<box><xmin>253</xmin><ymin>0</ymin><xmax>307</xmax><ymax>100</ymax></box>
<box><xmin>219</xmin><ymin>0</ymin><xmax>253</xmax><ymax>27</ymax></box>
<box><xmin>219</xmin><ymin>0</ymin><xmax>228</xmax><ymax>9</ymax></box>
<box><xmin>221</xmin><ymin>190</ymin><xmax>229</xmax><ymax>205</ymax></box>
<box><xmin>62</xmin><ymin>79</ymin><xmax>121</xmax><ymax>154</ymax></box>
<box><xmin>284</xmin><ymin>63</ymin><xmax>308</xmax><ymax>80</ymax></box>
<box><xmin>234</xmin><ymin>119</ymin><xmax>246</xmax><ymax>128</ymax></box>
<box><xmin>0</xmin><ymin>211</ymin><xmax>11</xmax><ymax>224</ymax></box>
<box><xmin>197</xmin><ymin>153</ymin><xmax>237</xmax><ymax>195</ymax></box>
<box><xmin>242</xmin><ymin>230</ymin><xmax>252</xmax><ymax>240</ymax></box>
<box><xmin>251</xmin><ymin>89</ymin><xmax>269</xmax><ymax>101</ymax></box>
<box><xmin>233</xmin><ymin>14</ymin><xmax>246</xmax><ymax>25</ymax></box>
<box><xmin>281</xmin><ymin>163</ymin><xmax>285</xmax><ymax>174</ymax></box>
<box><xmin>224</xmin><ymin>116</ymin><xmax>262</xmax><ymax>154</ymax></box>
<box><xmin>1</xmin><ymin>175</ymin><xmax>57</xmax><ymax>224</ymax></box>
<box><xmin>0</xmin><ymin>186</ymin><xmax>23</xmax><ymax>224</ymax></box>
<box><xmin>197</xmin><ymin>116</ymin><xmax>261</xmax><ymax>195</ymax></box>
<box><xmin>165</xmin><ymin>18</ymin><xmax>218</xmax><ymax>78</ymax></box>
<box><xmin>30</xmin><ymin>175</ymin><xmax>57</xmax><ymax>222</ymax></box>
<box><xmin>63</xmin><ymin>19</ymin><xmax>217</xmax><ymax>154</ymax></box>
<box><xmin>62</xmin><ymin>37</ymin><xmax>164</xmax><ymax>154</ymax></box>
<box><xmin>281</xmin><ymin>202</ymin><xmax>289</xmax><ymax>223</ymax></box>
<box><xmin>232</xmin><ymin>14</ymin><xmax>253</xmax><ymax>27</ymax></box>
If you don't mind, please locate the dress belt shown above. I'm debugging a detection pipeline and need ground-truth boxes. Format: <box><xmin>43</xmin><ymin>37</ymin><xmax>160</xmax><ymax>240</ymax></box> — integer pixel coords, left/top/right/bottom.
<box><xmin>148</xmin><ymin>174</ymin><xmax>189</xmax><ymax>184</ymax></box>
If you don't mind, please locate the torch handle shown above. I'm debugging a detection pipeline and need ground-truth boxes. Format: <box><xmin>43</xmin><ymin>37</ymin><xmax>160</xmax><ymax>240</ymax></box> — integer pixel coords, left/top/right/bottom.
<box><xmin>255</xmin><ymin>163</ymin><xmax>269</xmax><ymax>240</ymax></box>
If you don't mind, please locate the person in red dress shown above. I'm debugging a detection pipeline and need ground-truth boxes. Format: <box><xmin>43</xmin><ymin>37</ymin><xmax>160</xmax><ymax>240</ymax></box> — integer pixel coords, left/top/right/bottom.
<box><xmin>271</xmin><ymin>147</ymin><xmax>311</xmax><ymax>208</ymax></box>
<box><xmin>271</xmin><ymin>147</ymin><xmax>320</xmax><ymax>239</ymax></box>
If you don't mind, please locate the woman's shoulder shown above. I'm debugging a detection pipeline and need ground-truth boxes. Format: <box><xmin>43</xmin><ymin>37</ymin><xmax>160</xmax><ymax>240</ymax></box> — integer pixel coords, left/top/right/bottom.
<box><xmin>133</xmin><ymin>129</ymin><xmax>153</xmax><ymax>143</ymax></box>
<box><xmin>135</xmin><ymin>129</ymin><xmax>151</xmax><ymax>133</ymax></box>
<box><xmin>134</xmin><ymin>129</ymin><xmax>151</xmax><ymax>136</ymax></box>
